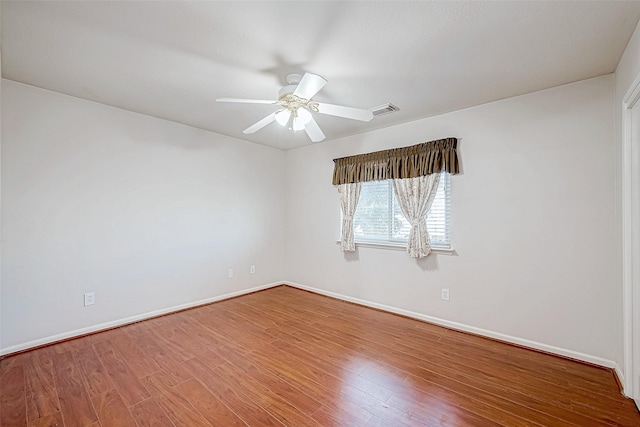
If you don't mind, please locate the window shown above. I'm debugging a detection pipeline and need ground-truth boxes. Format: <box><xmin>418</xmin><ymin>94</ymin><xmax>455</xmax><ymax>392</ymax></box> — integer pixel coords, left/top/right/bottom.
<box><xmin>352</xmin><ymin>172</ymin><xmax>450</xmax><ymax>249</ymax></box>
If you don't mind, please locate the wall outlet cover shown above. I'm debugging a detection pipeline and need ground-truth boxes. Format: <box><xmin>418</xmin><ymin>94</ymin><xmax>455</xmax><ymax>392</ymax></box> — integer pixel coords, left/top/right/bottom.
<box><xmin>84</xmin><ymin>292</ymin><xmax>95</xmax><ymax>306</ymax></box>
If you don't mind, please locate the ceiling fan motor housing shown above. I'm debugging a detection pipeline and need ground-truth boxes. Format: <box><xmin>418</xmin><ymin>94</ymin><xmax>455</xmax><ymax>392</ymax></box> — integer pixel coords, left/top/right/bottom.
<box><xmin>278</xmin><ymin>73</ymin><xmax>303</xmax><ymax>98</ymax></box>
<box><xmin>279</xmin><ymin>85</ymin><xmax>298</xmax><ymax>99</ymax></box>
<box><xmin>278</xmin><ymin>74</ymin><xmax>319</xmax><ymax>117</ymax></box>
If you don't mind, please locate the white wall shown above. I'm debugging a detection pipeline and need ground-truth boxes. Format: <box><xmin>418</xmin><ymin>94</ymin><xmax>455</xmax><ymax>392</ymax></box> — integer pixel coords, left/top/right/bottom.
<box><xmin>0</xmin><ymin>71</ymin><xmax>624</xmax><ymax>369</ymax></box>
<box><xmin>615</xmin><ymin>18</ymin><xmax>640</xmax><ymax>396</ymax></box>
<box><xmin>1</xmin><ymin>80</ymin><xmax>286</xmax><ymax>351</ymax></box>
<box><xmin>617</xmin><ymin>20</ymin><xmax>640</xmax><ymax>104</ymax></box>
<box><xmin>0</xmin><ymin>7</ymin><xmax>3</xmax><ymax>351</ymax></box>
<box><xmin>285</xmin><ymin>75</ymin><xmax>620</xmax><ymax>366</ymax></box>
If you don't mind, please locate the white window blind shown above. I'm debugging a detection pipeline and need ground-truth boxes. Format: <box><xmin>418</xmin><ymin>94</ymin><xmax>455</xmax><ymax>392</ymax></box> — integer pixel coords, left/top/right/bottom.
<box><xmin>352</xmin><ymin>172</ymin><xmax>450</xmax><ymax>248</ymax></box>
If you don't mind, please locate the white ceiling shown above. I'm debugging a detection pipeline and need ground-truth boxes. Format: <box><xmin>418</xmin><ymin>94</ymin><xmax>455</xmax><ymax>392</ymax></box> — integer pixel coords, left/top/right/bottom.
<box><xmin>3</xmin><ymin>1</ymin><xmax>640</xmax><ymax>150</ymax></box>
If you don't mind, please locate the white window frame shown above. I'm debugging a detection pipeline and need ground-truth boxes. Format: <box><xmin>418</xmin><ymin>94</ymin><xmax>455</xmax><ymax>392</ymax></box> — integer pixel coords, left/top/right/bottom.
<box><xmin>337</xmin><ymin>172</ymin><xmax>453</xmax><ymax>254</ymax></box>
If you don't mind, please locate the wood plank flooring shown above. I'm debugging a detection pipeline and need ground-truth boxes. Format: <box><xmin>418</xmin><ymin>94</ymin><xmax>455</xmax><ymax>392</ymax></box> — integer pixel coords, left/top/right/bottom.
<box><xmin>1</xmin><ymin>285</ymin><xmax>639</xmax><ymax>426</ymax></box>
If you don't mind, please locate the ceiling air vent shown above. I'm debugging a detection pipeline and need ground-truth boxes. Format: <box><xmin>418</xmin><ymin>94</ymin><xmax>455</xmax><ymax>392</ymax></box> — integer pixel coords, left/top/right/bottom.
<box><xmin>370</xmin><ymin>103</ymin><xmax>399</xmax><ymax>117</ymax></box>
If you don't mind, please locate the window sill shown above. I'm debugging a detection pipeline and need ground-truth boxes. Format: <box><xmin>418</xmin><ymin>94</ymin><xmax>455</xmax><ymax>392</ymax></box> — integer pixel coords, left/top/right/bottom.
<box><xmin>335</xmin><ymin>240</ymin><xmax>455</xmax><ymax>255</ymax></box>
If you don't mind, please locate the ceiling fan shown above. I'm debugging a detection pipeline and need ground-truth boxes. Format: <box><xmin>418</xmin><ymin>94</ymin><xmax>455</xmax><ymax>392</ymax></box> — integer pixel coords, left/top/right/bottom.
<box><xmin>216</xmin><ymin>73</ymin><xmax>374</xmax><ymax>142</ymax></box>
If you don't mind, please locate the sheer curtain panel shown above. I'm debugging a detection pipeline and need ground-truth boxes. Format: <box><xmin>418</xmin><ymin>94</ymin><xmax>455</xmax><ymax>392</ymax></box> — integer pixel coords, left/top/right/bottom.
<box><xmin>393</xmin><ymin>174</ymin><xmax>441</xmax><ymax>258</ymax></box>
<box><xmin>338</xmin><ymin>182</ymin><xmax>362</xmax><ymax>251</ymax></box>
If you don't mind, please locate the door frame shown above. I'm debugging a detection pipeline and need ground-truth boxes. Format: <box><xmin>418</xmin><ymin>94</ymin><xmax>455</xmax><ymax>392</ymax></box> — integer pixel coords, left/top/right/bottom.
<box><xmin>623</xmin><ymin>73</ymin><xmax>640</xmax><ymax>404</ymax></box>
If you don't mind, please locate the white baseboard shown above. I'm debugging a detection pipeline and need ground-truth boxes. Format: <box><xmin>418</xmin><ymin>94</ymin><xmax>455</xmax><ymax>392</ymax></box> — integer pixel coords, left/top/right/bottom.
<box><xmin>3</xmin><ymin>279</ymin><xmax>628</xmax><ymax>397</ymax></box>
<box><xmin>614</xmin><ymin>365</ymin><xmax>630</xmax><ymax>398</ymax></box>
<box><xmin>284</xmin><ymin>281</ymin><xmax>622</xmax><ymax>373</ymax></box>
<box><xmin>0</xmin><ymin>281</ymin><xmax>283</xmax><ymax>356</ymax></box>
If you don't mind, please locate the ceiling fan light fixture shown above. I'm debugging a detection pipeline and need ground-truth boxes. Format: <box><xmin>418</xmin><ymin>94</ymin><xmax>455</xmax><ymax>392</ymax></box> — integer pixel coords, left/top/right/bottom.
<box><xmin>292</xmin><ymin>116</ymin><xmax>306</xmax><ymax>131</ymax></box>
<box><xmin>275</xmin><ymin>109</ymin><xmax>291</xmax><ymax>126</ymax></box>
<box><xmin>296</xmin><ymin>107</ymin><xmax>312</xmax><ymax>125</ymax></box>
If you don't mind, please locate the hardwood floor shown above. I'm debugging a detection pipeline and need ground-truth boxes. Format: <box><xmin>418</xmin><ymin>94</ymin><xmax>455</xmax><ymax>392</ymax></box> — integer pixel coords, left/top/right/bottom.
<box><xmin>1</xmin><ymin>285</ymin><xmax>639</xmax><ymax>426</ymax></box>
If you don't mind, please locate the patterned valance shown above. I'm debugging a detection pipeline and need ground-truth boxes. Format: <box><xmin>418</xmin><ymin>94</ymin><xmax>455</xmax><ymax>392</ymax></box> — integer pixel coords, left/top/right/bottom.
<box><xmin>332</xmin><ymin>137</ymin><xmax>459</xmax><ymax>185</ymax></box>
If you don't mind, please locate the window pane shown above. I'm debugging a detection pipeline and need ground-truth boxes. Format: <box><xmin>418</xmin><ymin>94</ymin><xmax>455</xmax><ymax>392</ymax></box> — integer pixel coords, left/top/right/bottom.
<box><xmin>353</xmin><ymin>173</ymin><xmax>450</xmax><ymax>247</ymax></box>
<box><xmin>426</xmin><ymin>175</ymin><xmax>448</xmax><ymax>245</ymax></box>
<box><xmin>353</xmin><ymin>180</ymin><xmax>392</xmax><ymax>240</ymax></box>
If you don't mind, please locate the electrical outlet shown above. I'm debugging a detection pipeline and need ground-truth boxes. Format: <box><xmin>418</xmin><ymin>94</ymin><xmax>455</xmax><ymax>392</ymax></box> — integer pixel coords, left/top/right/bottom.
<box><xmin>250</xmin><ymin>265</ymin><xmax>256</xmax><ymax>274</ymax></box>
<box><xmin>84</xmin><ymin>292</ymin><xmax>95</xmax><ymax>306</ymax></box>
<box><xmin>228</xmin><ymin>269</ymin><xmax>234</xmax><ymax>278</ymax></box>
<box><xmin>441</xmin><ymin>288</ymin><xmax>450</xmax><ymax>301</ymax></box>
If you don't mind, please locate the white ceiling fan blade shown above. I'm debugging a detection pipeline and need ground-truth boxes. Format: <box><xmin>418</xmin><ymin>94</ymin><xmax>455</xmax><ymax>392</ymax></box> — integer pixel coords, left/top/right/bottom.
<box><xmin>243</xmin><ymin>112</ymin><xmax>276</xmax><ymax>134</ymax></box>
<box><xmin>304</xmin><ymin>116</ymin><xmax>325</xmax><ymax>143</ymax></box>
<box><xmin>316</xmin><ymin>102</ymin><xmax>374</xmax><ymax>122</ymax></box>
<box><xmin>293</xmin><ymin>73</ymin><xmax>327</xmax><ymax>100</ymax></box>
<box><xmin>217</xmin><ymin>97</ymin><xmax>276</xmax><ymax>104</ymax></box>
